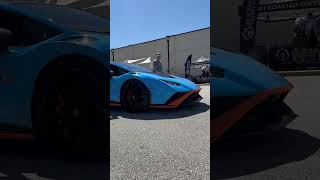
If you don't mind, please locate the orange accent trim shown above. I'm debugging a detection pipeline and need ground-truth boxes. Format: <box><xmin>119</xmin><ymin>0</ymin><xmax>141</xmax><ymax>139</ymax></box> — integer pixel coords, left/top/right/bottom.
<box><xmin>149</xmin><ymin>105</ymin><xmax>178</xmax><ymax>109</ymax></box>
<box><xmin>110</xmin><ymin>103</ymin><xmax>121</xmax><ymax>107</ymax></box>
<box><xmin>0</xmin><ymin>132</ymin><xmax>34</xmax><ymax>140</ymax></box>
<box><xmin>150</xmin><ymin>88</ymin><xmax>202</xmax><ymax>109</ymax></box>
<box><xmin>211</xmin><ymin>86</ymin><xmax>293</xmax><ymax>143</ymax></box>
<box><xmin>109</xmin><ymin>88</ymin><xmax>202</xmax><ymax>109</ymax></box>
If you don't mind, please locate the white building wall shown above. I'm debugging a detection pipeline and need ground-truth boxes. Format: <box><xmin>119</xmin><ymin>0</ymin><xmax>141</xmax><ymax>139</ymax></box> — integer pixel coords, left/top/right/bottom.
<box><xmin>111</xmin><ymin>39</ymin><xmax>168</xmax><ymax>71</ymax></box>
<box><xmin>171</xmin><ymin>28</ymin><xmax>210</xmax><ymax>77</ymax></box>
<box><xmin>111</xmin><ymin>28</ymin><xmax>210</xmax><ymax>77</ymax></box>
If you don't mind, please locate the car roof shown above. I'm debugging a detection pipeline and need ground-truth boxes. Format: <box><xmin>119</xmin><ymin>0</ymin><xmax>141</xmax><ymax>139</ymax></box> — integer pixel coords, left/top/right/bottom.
<box><xmin>0</xmin><ymin>2</ymin><xmax>74</xmax><ymax>10</ymax></box>
<box><xmin>111</xmin><ymin>62</ymin><xmax>140</xmax><ymax>69</ymax></box>
<box><xmin>0</xmin><ymin>1</ymin><xmax>11</xmax><ymax>6</ymax></box>
<box><xmin>111</xmin><ymin>62</ymin><xmax>130</xmax><ymax>70</ymax></box>
<box><xmin>0</xmin><ymin>1</ymin><xmax>32</xmax><ymax>5</ymax></box>
<box><xmin>0</xmin><ymin>1</ymin><xmax>49</xmax><ymax>5</ymax></box>
<box><xmin>111</xmin><ymin>62</ymin><xmax>125</xmax><ymax>66</ymax></box>
<box><xmin>0</xmin><ymin>2</ymin><xmax>71</xmax><ymax>32</ymax></box>
<box><xmin>0</xmin><ymin>2</ymin><xmax>81</xmax><ymax>12</ymax></box>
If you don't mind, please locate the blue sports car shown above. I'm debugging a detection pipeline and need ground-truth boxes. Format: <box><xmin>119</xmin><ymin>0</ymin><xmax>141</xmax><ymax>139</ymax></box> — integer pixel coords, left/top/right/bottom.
<box><xmin>110</xmin><ymin>62</ymin><xmax>202</xmax><ymax>112</ymax></box>
<box><xmin>0</xmin><ymin>2</ymin><xmax>108</xmax><ymax>156</ymax></box>
<box><xmin>211</xmin><ymin>47</ymin><xmax>297</xmax><ymax>142</ymax></box>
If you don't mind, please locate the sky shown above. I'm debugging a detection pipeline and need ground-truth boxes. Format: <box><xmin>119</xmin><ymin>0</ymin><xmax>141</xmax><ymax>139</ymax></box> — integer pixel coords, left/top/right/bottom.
<box><xmin>110</xmin><ymin>0</ymin><xmax>210</xmax><ymax>49</ymax></box>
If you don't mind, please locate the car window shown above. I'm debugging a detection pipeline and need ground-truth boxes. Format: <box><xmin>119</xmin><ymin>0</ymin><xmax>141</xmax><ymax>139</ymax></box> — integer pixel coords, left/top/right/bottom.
<box><xmin>0</xmin><ymin>9</ymin><xmax>61</xmax><ymax>47</ymax></box>
<box><xmin>15</xmin><ymin>4</ymin><xmax>108</xmax><ymax>34</ymax></box>
<box><xmin>111</xmin><ymin>65</ymin><xmax>128</xmax><ymax>76</ymax></box>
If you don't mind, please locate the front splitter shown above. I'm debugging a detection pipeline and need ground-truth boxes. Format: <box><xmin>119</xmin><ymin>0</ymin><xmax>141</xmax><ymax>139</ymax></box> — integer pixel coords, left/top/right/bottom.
<box><xmin>211</xmin><ymin>85</ymin><xmax>293</xmax><ymax>143</ymax></box>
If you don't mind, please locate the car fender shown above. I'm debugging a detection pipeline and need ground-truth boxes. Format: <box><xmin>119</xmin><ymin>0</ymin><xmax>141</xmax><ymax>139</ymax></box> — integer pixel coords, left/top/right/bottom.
<box><xmin>9</xmin><ymin>41</ymin><xmax>108</xmax><ymax>128</ymax></box>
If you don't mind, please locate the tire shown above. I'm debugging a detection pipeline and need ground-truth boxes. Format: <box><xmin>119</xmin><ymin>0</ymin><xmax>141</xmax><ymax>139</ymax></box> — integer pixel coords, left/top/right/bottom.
<box><xmin>120</xmin><ymin>79</ymin><xmax>149</xmax><ymax>113</ymax></box>
<box><xmin>33</xmin><ymin>58</ymin><xmax>108</xmax><ymax>159</ymax></box>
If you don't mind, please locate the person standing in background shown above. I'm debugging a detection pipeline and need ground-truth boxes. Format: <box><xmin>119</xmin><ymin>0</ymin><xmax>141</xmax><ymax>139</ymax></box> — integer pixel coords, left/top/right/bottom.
<box><xmin>305</xmin><ymin>12</ymin><xmax>318</xmax><ymax>47</ymax></box>
<box><xmin>185</xmin><ymin>54</ymin><xmax>192</xmax><ymax>79</ymax></box>
<box><xmin>153</xmin><ymin>53</ymin><xmax>163</xmax><ymax>73</ymax></box>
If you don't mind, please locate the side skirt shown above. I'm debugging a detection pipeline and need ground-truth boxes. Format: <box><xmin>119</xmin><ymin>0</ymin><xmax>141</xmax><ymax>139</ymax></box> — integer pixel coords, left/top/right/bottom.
<box><xmin>0</xmin><ymin>124</ymin><xmax>33</xmax><ymax>140</ymax></box>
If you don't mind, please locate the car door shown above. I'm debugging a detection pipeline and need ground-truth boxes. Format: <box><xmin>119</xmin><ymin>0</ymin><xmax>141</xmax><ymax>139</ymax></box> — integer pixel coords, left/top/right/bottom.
<box><xmin>110</xmin><ymin>65</ymin><xmax>129</xmax><ymax>103</ymax></box>
<box><xmin>0</xmin><ymin>8</ymin><xmax>60</xmax><ymax>129</ymax></box>
<box><xmin>0</xmin><ymin>9</ymin><xmax>30</xmax><ymax>128</ymax></box>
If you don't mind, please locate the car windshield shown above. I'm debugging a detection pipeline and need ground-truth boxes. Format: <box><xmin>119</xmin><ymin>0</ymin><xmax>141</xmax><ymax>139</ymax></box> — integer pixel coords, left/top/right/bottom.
<box><xmin>14</xmin><ymin>3</ymin><xmax>108</xmax><ymax>33</ymax></box>
<box><xmin>113</xmin><ymin>62</ymin><xmax>152</xmax><ymax>73</ymax></box>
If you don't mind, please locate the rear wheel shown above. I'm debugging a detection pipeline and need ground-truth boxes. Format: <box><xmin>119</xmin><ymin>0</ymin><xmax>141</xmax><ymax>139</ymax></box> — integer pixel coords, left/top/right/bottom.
<box><xmin>33</xmin><ymin>59</ymin><xmax>107</xmax><ymax>159</ymax></box>
<box><xmin>120</xmin><ymin>79</ymin><xmax>149</xmax><ymax>113</ymax></box>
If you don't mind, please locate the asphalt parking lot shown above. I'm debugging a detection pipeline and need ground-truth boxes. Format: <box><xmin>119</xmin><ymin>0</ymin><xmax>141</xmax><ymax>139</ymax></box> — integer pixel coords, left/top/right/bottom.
<box><xmin>213</xmin><ymin>76</ymin><xmax>320</xmax><ymax>180</ymax></box>
<box><xmin>0</xmin><ymin>139</ymin><xmax>106</xmax><ymax>180</ymax></box>
<box><xmin>111</xmin><ymin>85</ymin><xmax>210</xmax><ymax>180</ymax></box>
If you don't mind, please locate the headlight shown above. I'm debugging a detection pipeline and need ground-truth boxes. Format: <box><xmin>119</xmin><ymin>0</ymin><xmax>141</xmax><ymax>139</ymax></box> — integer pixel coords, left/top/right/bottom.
<box><xmin>160</xmin><ymin>79</ymin><xmax>180</xmax><ymax>86</ymax></box>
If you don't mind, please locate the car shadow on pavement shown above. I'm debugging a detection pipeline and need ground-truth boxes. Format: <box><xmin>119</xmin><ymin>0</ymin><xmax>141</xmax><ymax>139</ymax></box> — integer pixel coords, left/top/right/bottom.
<box><xmin>212</xmin><ymin>128</ymin><xmax>320</xmax><ymax>179</ymax></box>
<box><xmin>110</xmin><ymin>102</ymin><xmax>210</xmax><ymax>120</ymax></box>
<box><xmin>0</xmin><ymin>139</ymin><xmax>107</xmax><ymax>180</ymax></box>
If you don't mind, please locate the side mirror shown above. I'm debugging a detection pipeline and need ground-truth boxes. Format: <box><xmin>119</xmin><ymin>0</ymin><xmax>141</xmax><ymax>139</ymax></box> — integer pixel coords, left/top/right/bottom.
<box><xmin>0</xmin><ymin>28</ymin><xmax>12</xmax><ymax>52</ymax></box>
<box><xmin>110</xmin><ymin>70</ymin><xmax>114</xmax><ymax>78</ymax></box>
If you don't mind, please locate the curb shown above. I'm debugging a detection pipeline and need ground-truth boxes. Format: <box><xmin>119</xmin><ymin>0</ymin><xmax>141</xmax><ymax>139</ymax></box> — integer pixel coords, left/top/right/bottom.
<box><xmin>197</xmin><ymin>83</ymin><xmax>210</xmax><ymax>86</ymax></box>
<box><xmin>278</xmin><ymin>70</ymin><xmax>320</xmax><ymax>77</ymax></box>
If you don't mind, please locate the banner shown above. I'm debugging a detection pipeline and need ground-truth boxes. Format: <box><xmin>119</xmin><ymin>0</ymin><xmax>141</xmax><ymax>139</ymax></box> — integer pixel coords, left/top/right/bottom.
<box><xmin>258</xmin><ymin>0</ymin><xmax>320</xmax><ymax>13</ymax></box>
<box><xmin>269</xmin><ymin>47</ymin><xmax>320</xmax><ymax>70</ymax></box>
<box><xmin>240</xmin><ymin>0</ymin><xmax>260</xmax><ymax>53</ymax></box>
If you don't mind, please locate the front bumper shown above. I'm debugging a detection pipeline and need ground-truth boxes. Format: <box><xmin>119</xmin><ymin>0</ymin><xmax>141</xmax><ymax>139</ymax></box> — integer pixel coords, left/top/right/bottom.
<box><xmin>150</xmin><ymin>88</ymin><xmax>202</xmax><ymax>109</ymax></box>
<box><xmin>211</xmin><ymin>85</ymin><xmax>295</xmax><ymax>143</ymax></box>
<box><xmin>222</xmin><ymin>100</ymin><xmax>297</xmax><ymax>139</ymax></box>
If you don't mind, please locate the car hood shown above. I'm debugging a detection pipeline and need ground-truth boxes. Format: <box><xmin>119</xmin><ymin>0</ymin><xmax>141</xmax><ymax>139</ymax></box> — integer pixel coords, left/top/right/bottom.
<box><xmin>137</xmin><ymin>72</ymin><xmax>200</xmax><ymax>90</ymax></box>
<box><xmin>212</xmin><ymin>48</ymin><xmax>291</xmax><ymax>95</ymax></box>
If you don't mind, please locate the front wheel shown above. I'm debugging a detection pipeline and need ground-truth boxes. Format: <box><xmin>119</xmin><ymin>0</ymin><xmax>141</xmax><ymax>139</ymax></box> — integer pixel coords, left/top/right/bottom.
<box><xmin>33</xmin><ymin>60</ymin><xmax>107</xmax><ymax>159</ymax></box>
<box><xmin>120</xmin><ymin>79</ymin><xmax>149</xmax><ymax>113</ymax></box>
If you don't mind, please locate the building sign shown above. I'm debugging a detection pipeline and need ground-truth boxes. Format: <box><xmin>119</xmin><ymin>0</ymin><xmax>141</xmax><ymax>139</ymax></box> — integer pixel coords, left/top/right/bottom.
<box><xmin>269</xmin><ymin>47</ymin><xmax>320</xmax><ymax>70</ymax></box>
<box><xmin>258</xmin><ymin>0</ymin><xmax>320</xmax><ymax>13</ymax></box>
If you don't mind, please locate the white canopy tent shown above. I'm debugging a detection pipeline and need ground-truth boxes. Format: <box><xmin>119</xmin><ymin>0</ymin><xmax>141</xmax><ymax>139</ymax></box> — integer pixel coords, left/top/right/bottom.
<box><xmin>124</xmin><ymin>57</ymin><xmax>154</xmax><ymax>70</ymax></box>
